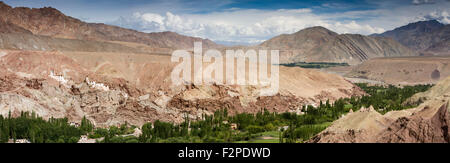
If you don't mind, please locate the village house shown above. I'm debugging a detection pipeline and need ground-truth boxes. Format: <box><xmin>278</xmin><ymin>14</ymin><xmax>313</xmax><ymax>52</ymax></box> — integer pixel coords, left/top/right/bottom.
<box><xmin>132</xmin><ymin>128</ymin><xmax>142</xmax><ymax>137</ymax></box>
<box><xmin>69</xmin><ymin>122</ymin><xmax>80</xmax><ymax>127</ymax></box>
<box><xmin>289</xmin><ymin>109</ymin><xmax>304</xmax><ymax>115</ymax></box>
<box><xmin>278</xmin><ymin>126</ymin><xmax>289</xmax><ymax>131</ymax></box>
<box><xmin>230</xmin><ymin>123</ymin><xmax>238</xmax><ymax>130</ymax></box>
<box><xmin>8</xmin><ymin>139</ymin><xmax>31</xmax><ymax>143</ymax></box>
<box><xmin>78</xmin><ymin>135</ymin><xmax>96</xmax><ymax>143</ymax></box>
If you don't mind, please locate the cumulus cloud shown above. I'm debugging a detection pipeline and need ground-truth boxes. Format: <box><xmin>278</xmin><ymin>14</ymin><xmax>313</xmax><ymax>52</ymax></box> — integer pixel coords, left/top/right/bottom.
<box><xmin>133</xmin><ymin>12</ymin><xmax>166</xmax><ymax>31</ymax></box>
<box><xmin>412</xmin><ymin>0</ymin><xmax>436</xmax><ymax>5</ymax></box>
<box><xmin>108</xmin><ymin>0</ymin><xmax>450</xmax><ymax>44</ymax></box>
<box><xmin>112</xmin><ymin>8</ymin><xmax>385</xmax><ymax>44</ymax></box>
<box><xmin>416</xmin><ymin>10</ymin><xmax>450</xmax><ymax>23</ymax></box>
<box><xmin>330</xmin><ymin>21</ymin><xmax>385</xmax><ymax>34</ymax></box>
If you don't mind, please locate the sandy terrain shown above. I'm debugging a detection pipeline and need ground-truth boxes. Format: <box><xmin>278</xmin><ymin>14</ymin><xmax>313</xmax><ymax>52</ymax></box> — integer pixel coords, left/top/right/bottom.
<box><xmin>345</xmin><ymin>56</ymin><xmax>450</xmax><ymax>85</ymax></box>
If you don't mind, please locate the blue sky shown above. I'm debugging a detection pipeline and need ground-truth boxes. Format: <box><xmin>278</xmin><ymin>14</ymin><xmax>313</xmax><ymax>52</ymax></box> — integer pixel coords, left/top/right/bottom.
<box><xmin>2</xmin><ymin>0</ymin><xmax>382</xmax><ymax>20</ymax></box>
<box><xmin>3</xmin><ymin>0</ymin><xmax>450</xmax><ymax>44</ymax></box>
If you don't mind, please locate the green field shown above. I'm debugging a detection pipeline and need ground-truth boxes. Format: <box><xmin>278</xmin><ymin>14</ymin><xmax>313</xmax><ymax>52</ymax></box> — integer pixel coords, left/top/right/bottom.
<box><xmin>235</xmin><ymin>131</ymin><xmax>281</xmax><ymax>143</ymax></box>
<box><xmin>280</xmin><ymin>62</ymin><xmax>349</xmax><ymax>69</ymax></box>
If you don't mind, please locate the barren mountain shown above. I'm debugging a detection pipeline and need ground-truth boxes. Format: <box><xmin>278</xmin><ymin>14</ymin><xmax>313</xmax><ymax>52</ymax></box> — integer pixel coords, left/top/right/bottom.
<box><xmin>0</xmin><ymin>4</ymin><xmax>169</xmax><ymax>54</ymax></box>
<box><xmin>308</xmin><ymin>76</ymin><xmax>450</xmax><ymax>143</ymax></box>
<box><xmin>258</xmin><ymin>26</ymin><xmax>417</xmax><ymax>65</ymax></box>
<box><xmin>425</xmin><ymin>38</ymin><xmax>450</xmax><ymax>56</ymax></box>
<box><xmin>0</xmin><ymin>32</ymin><xmax>153</xmax><ymax>53</ymax></box>
<box><xmin>345</xmin><ymin>56</ymin><xmax>450</xmax><ymax>85</ymax></box>
<box><xmin>0</xmin><ymin>20</ymin><xmax>32</xmax><ymax>34</ymax></box>
<box><xmin>373</xmin><ymin>20</ymin><xmax>450</xmax><ymax>55</ymax></box>
<box><xmin>0</xmin><ymin>2</ymin><xmax>219</xmax><ymax>50</ymax></box>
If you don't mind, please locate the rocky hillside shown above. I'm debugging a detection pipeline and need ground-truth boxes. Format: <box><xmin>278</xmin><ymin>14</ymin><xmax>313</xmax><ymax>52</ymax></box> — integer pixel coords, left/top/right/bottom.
<box><xmin>308</xmin><ymin>76</ymin><xmax>450</xmax><ymax>143</ymax></box>
<box><xmin>0</xmin><ymin>50</ymin><xmax>365</xmax><ymax>127</ymax></box>
<box><xmin>406</xmin><ymin>75</ymin><xmax>450</xmax><ymax>106</ymax></box>
<box><xmin>0</xmin><ymin>32</ymin><xmax>150</xmax><ymax>53</ymax></box>
<box><xmin>373</xmin><ymin>20</ymin><xmax>450</xmax><ymax>55</ymax></box>
<box><xmin>259</xmin><ymin>26</ymin><xmax>417</xmax><ymax>65</ymax></box>
<box><xmin>0</xmin><ymin>2</ymin><xmax>219</xmax><ymax>50</ymax></box>
<box><xmin>0</xmin><ymin>1</ymin><xmax>368</xmax><ymax>128</ymax></box>
<box><xmin>425</xmin><ymin>38</ymin><xmax>450</xmax><ymax>56</ymax></box>
<box><xmin>0</xmin><ymin>20</ymin><xmax>32</xmax><ymax>34</ymax></box>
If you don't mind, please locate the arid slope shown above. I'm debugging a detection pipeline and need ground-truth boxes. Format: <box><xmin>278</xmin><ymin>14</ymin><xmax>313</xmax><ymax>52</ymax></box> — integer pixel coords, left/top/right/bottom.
<box><xmin>308</xmin><ymin>76</ymin><xmax>450</xmax><ymax>143</ymax></box>
<box><xmin>373</xmin><ymin>20</ymin><xmax>450</xmax><ymax>56</ymax></box>
<box><xmin>258</xmin><ymin>26</ymin><xmax>417</xmax><ymax>65</ymax></box>
<box><xmin>0</xmin><ymin>2</ymin><xmax>219</xmax><ymax>50</ymax></box>
<box><xmin>0</xmin><ymin>50</ymin><xmax>365</xmax><ymax>127</ymax></box>
<box><xmin>346</xmin><ymin>56</ymin><xmax>450</xmax><ymax>85</ymax></box>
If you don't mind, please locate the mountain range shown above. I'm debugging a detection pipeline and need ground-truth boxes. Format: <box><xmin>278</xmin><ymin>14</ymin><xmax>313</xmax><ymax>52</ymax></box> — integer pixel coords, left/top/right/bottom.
<box><xmin>0</xmin><ymin>1</ymin><xmax>423</xmax><ymax>65</ymax></box>
<box><xmin>0</xmin><ymin>1</ymin><xmax>366</xmax><ymax>127</ymax></box>
<box><xmin>0</xmin><ymin>2</ymin><xmax>219</xmax><ymax>51</ymax></box>
<box><xmin>258</xmin><ymin>26</ymin><xmax>416</xmax><ymax>65</ymax></box>
<box><xmin>0</xmin><ymin>1</ymin><xmax>449</xmax><ymax>143</ymax></box>
<box><xmin>373</xmin><ymin>20</ymin><xmax>450</xmax><ymax>56</ymax></box>
<box><xmin>0</xmin><ymin>1</ymin><xmax>448</xmax><ymax>65</ymax></box>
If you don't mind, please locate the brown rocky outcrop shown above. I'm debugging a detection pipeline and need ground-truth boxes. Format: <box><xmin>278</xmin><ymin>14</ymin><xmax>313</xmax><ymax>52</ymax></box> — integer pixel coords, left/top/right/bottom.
<box><xmin>0</xmin><ymin>49</ymin><xmax>365</xmax><ymax>127</ymax></box>
<box><xmin>308</xmin><ymin>76</ymin><xmax>450</xmax><ymax>143</ymax></box>
<box><xmin>377</xmin><ymin>103</ymin><xmax>450</xmax><ymax>143</ymax></box>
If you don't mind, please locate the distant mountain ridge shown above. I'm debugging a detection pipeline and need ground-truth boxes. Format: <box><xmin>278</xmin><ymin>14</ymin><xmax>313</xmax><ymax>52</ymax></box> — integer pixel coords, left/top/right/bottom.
<box><xmin>372</xmin><ymin>20</ymin><xmax>450</xmax><ymax>55</ymax></box>
<box><xmin>258</xmin><ymin>26</ymin><xmax>417</xmax><ymax>65</ymax></box>
<box><xmin>0</xmin><ymin>1</ymin><xmax>220</xmax><ymax>50</ymax></box>
<box><xmin>0</xmin><ymin>1</ymin><xmax>421</xmax><ymax>64</ymax></box>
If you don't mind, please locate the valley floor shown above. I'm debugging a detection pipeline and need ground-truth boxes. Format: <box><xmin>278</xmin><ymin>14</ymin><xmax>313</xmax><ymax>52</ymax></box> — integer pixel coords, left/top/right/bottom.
<box><xmin>0</xmin><ymin>84</ymin><xmax>431</xmax><ymax>143</ymax></box>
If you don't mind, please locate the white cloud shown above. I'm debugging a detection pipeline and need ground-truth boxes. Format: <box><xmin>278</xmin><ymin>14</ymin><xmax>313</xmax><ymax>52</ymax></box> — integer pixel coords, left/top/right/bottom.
<box><xmin>113</xmin><ymin>8</ymin><xmax>387</xmax><ymax>44</ymax></box>
<box><xmin>412</xmin><ymin>0</ymin><xmax>436</xmax><ymax>5</ymax></box>
<box><xmin>133</xmin><ymin>12</ymin><xmax>166</xmax><ymax>31</ymax></box>
<box><xmin>319</xmin><ymin>0</ymin><xmax>450</xmax><ymax>33</ymax></box>
<box><xmin>109</xmin><ymin>0</ymin><xmax>450</xmax><ymax>44</ymax></box>
<box><xmin>417</xmin><ymin>10</ymin><xmax>450</xmax><ymax>23</ymax></box>
<box><xmin>331</xmin><ymin>21</ymin><xmax>385</xmax><ymax>34</ymax></box>
<box><xmin>138</xmin><ymin>13</ymin><xmax>165</xmax><ymax>25</ymax></box>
